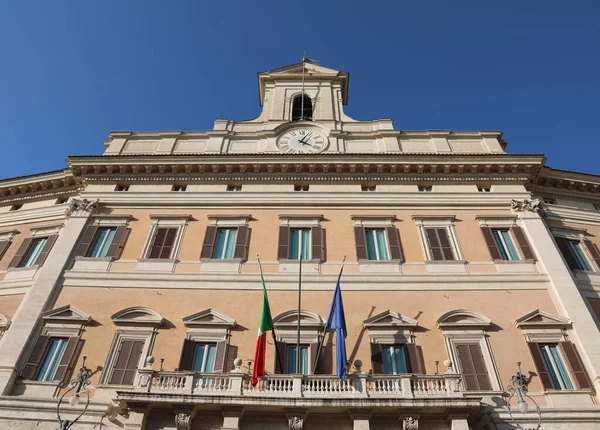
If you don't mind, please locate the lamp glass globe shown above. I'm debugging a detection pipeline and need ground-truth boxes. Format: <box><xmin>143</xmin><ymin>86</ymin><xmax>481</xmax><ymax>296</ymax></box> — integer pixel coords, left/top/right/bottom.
<box><xmin>69</xmin><ymin>394</ymin><xmax>80</xmax><ymax>406</ymax></box>
<box><xmin>517</xmin><ymin>400</ymin><xmax>528</xmax><ymax>413</ymax></box>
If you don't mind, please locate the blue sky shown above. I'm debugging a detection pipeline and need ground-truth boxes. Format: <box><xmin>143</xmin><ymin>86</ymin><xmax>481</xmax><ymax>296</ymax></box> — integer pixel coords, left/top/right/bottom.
<box><xmin>0</xmin><ymin>1</ymin><xmax>598</xmax><ymax>179</ymax></box>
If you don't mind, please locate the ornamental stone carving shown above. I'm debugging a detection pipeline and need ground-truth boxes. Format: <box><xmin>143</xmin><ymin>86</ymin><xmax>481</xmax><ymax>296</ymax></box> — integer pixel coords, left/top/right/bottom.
<box><xmin>402</xmin><ymin>416</ymin><xmax>419</xmax><ymax>430</ymax></box>
<box><xmin>175</xmin><ymin>412</ymin><xmax>192</xmax><ymax>430</ymax></box>
<box><xmin>67</xmin><ymin>198</ymin><xmax>99</xmax><ymax>217</ymax></box>
<box><xmin>288</xmin><ymin>416</ymin><xmax>304</xmax><ymax>430</ymax></box>
<box><xmin>510</xmin><ymin>198</ymin><xmax>541</xmax><ymax>214</ymax></box>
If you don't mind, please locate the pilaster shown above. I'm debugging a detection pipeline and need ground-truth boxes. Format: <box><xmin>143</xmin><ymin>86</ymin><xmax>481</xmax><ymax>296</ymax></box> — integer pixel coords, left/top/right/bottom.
<box><xmin>221</xmin><ymin>406</ymin><xmax>244</xmax><ymax>430</ymax></box>
<box><xmin>124</xmin><ymin>405</ymin><xmax>150</xmax><ymax>430</ymax></box>
<box><xmin>448</xmin><ymin>413</ymin><xmax>470</xmax><ymax>430</ymax></box>
<box><xmin>349</xmin><ymin>409</ymin><xmax>372</xmax><ymax>430</ymax></box>
<box><xmin>0</xmin><ymin>198</ymin><xmax>98</xmax><ymax>394</ymax></box>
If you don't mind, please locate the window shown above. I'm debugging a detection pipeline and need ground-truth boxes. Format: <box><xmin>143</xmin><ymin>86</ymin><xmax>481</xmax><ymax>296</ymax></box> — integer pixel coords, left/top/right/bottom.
<box><xmin>382</xmin><ymin>345</ymin><xmax>409</xmax><ymax>374</ymax></box>
<box><xmin>491</xmin><ymin>229</ymin><xmax>520</xmax><ymax>260</ymax></box>
<box><xmin>192</xmin><ymin>343</ymin><xmax>217</xmax><ymax>372</ymax></box>
<box><xmin>538</xmin><ymin>344</ymin><xmax>574</xmax><ymax>390</ymax></box>
<box><xmin>87</xmin><ymin>228</ymin><xmax>117</xmax><ymax>258</ymax></box>
<box><xmin>365</xmin><ymin>228</ymin><xmax>389</xmax><ymax>261</ymax></box>
<box><xmin>20</xmin><ymin>237</ymin><xmax>48</xmax><ymax>267</ymax></box>
<box><xmin>289</xmin><ymin>228</ymin><xmax>311</xmax><ymax>260</ymax></box>
<box><xmin>227</xmin><ymin>185</ymin><xmax>242</xmax><ymax>192</ymax></box>
<box><xmin>294</xmin><ymin>185</ymin><xmax>309</xmax><ymax>192</ymax></box>
<box><xmin>172</xmin><ymin>185</ymin><xmax>187</xmax><ymax>192</ymax></box>
<box><xmin>555</xmin><ymin>237</ymin><xmax>596</xmax><ymax>271</ymax></box>
<box><xmin>292</xmin><ymin>95</ymin><xmax>313</xmax><ymax>121</ymax></box>
<box><xmin>361</xmin><ymin>185</ymin><xmax>376</xmax><ymax>192</ymax></box>
<box><xmin>424</xmin><ymin>228</ymin><xmax>455</xmax><ymax>261</ymax></box>
<box><xmin>286</xmin><ymin>345</ymin><xmax>309</xmax><ymax>374</ymax></box>
<box><xmin>115</xmin><ymin>185</ymin><xmax>130</xmax><ymax>192</ymax></box>
<box><xmin>35</xmin><ymin>338</ymin><xmax>68</xmax><ymax>381</ymax></box>
<box><xmin>10</xmin><ymin>204</ymin><xmax>22</xmax><ymax>211</ymax></box>
<box><xmin>213</xmin><ymin>228</ymin><xmax>238</xmax><ymax>259</ymax></box>
<box><xmin>455</xmin><ymin>343</ymin><xmax>493</xmax><ymax>391</ymax></box>
<box><xmin>418</xmin><ymin>186</ymin><xmax>432</xmax><ymax>192</ymax></box>
<box><xmin>543</xmin><ymin>198</ymin><xmax>556</xmax><ymax>205</ymax></box>
<box><xmin>477</xmin><ymin>186</ymin><xmax>491</xmax><ymax>193</ymax></box>
<box><xmin>108</xmin><ymin>339</ymin><xmax>144</xmax><ymax>385</ymax></box>
<box><xmin>55</xmin><ymin>198</ymin><xmax>68</xmax><ymax>205</ymax></box>
<box><xmin>146</xmin><ymin>227</ymin><xmax>179</xmax><ymax>259</ymax></box>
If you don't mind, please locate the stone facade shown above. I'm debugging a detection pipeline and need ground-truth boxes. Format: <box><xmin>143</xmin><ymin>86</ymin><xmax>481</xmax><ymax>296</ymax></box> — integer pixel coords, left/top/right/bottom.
<box><xmin>0</xmin><ymin>61</ymin><xmax>599</xmax><ymax>429</ymax></box>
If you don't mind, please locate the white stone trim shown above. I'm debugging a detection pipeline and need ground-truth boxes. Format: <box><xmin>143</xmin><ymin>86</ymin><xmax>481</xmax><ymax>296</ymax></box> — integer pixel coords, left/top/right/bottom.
<box><xmin>29</xmin><ymin>224</ymin><xmax>63</xmax><ymax>237</ymax></box>
<box><xmin>412</xmin><ymin>215</ymin><xmax>464</xmax><ymax>261</ymax></box>
<box><xmin>111</xmin><ymin>306</ymin><xmax>164</xmax><ymax>327</ymax></box>
<box><xmin>273</xmin><ymin>310</ymin><xmax>323</xmax><ymax>344</ymax></box>
<box><xmin>278</xmin><ymin>214</ymin><xmax>323</xmax><ymax>227</ymax></box>
<box><xmin>41</xmin><ymin>304</ymin><xmax>91</xmax><ymax>325</ymax></box>
<box><xmin>351</xmin><ymin>214</ymin><xmax>396</xmax><ymax>227</ymax></box>
<box><xmin>0</xmin><ymin>230</ymin><xmax>18</xmax><ymax>242</ymax></box>
<box><xmin>475</xmin><ymin>214</ymin><xmax>519</xmax><ymax>227</ymax></box>
<box><xmin>183</xmin><ymin>309</ymin><xmax>236</xmax><ymax>341</ymax></box>
<box><xmin>515</xmin><ymin>309</ymin><xmax>571</xmax><ymax>343</ymax></box>
<box><xmin>207</xmin><ymin>214</ymin><xmax>251</xmax><ymax>227</ymax></box>
<box><xmin>0</xmin><ymin>313</ymin><xmax>10</xmax><ymax>340</ymax></box>
<box><xmin>100</xmin><ymin>328</ymin><xmax>157</xmax><ymax>385</ymax></box>
<box><xmin>436</xmin><ymin>309</ymin><xmax>491</xmax><ymax>330</ymax></box>
<box><xmin>364</xmin><ymin>310</ymin><xmax>417</xmax><ymax>344</ymax></box>
<box><xmin>91</xmin><ymin>214</ymin><xmax>132</xmax><ymax>227</ymax></box>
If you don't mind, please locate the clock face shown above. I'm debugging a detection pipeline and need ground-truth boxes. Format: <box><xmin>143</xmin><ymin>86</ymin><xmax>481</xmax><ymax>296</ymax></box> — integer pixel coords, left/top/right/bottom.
<box><xmin>276</xmin><ymin>128</ymin><xmax>328</xmax><ymax>154</ymax></box>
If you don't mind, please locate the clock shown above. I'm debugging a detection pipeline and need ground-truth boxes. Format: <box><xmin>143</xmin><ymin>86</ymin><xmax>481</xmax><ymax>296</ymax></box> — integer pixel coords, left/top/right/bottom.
<box><xmin>276</xmin><ymin>128</ymin><xmax>328</xmax><ymax>154</ymax></box>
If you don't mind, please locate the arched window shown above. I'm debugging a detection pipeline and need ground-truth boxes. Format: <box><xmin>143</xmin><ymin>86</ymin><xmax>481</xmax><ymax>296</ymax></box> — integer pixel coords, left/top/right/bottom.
<box><xmin>292</xmin><ymin>95</ymin><xmax>313</xmax><ymax>121</ymax></box>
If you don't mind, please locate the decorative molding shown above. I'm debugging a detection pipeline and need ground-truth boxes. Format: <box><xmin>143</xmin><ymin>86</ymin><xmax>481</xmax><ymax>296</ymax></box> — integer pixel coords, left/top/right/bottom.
<box><xmin>273</xmin><ymin>310</ymin><xmax>324</xmax><ymax>329</ymax></box>
<box><xmin>67</xmin><ymin>198</ymin><xmax>99</xmax><ymax>218</ymax></box>
<box><xmin>510</xmin><ymin>198</ymin><xmax>541</xmax><ymax>214</ymax></box>
<box><xmin>174</xmin><ymin>412</ymin><xmax>192</xmax><ymax>430</ymax></box>
<box><xmin>0</xmin><ymin>313</ymin><xmax>10</xmax><ymax>331</ymax></box>
<box><xmin>515</xmin><ymin>309</ymin><xmax>571</xmax><ymax>329</ymax></box>
<box><xmin>182</xmin><ymin>308</ymin><xmax>236</xmax><ymax>329</ymax></box>
<box><xmin>288</xmin><ymin>416</ymin><xmax>304</xmax><ymax>430</ymax></box>
<box><xmin>402</xmin><ymin>416</ymin><xmax>419</xmax><ymax>430</ymax></box>
<box><xmin>111</xmin><ymin>306</ymin><xmax>164</xmax><ymax>327</ymax></box>
<box><xmin>207</xmin><ymin>214</ymin><xmax>251</xmax><ymax>227</ymax></box>
<box><xmin>436</xmin><ymin>309</ymin><xmax>492</xmax><ymax>330</ymax></box>
<box><xmin>363</xmin><ymin>310</ymin><xmax>418</xmax><ymax>329</ymax></box>
<box><xmin>42</xmin><ymin>304</ymin><xmax>91</xmax><ymax>324</ymax></box>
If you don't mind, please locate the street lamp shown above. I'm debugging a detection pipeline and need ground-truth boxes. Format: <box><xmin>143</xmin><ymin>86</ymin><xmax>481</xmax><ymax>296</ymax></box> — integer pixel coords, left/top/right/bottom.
<box><xmin>505</xmin><ymin>361</ymin><xmax>541</xmax><ymax>430</ymax></box>
<box><xmin>56</xmin><ymin>356</ymin><xmax>93</xmax><ymax>430</ymax></box>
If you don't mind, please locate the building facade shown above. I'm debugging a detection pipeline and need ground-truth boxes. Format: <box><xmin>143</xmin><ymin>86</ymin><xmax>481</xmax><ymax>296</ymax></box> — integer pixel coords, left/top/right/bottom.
<box><xmin>0</xmin><ymin>61</ymin><xmax>599</xmax><ymax>430</ymax></box>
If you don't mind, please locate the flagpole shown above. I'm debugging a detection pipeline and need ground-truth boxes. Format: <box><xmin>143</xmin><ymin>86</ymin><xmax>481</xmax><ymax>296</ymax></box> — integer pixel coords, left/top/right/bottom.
<box><xmin>300</xmin><ymin>52</ymin><xmax>306</xmax><ymax>121</ymax></box>
<box><xmin>312</xmin><ymin>256</ymin><xmax>346</xmax><ymax>375</ymax></box>
<box><xmin>296</xmin><ymin>252</ymin><xmax>303</xmax><ymax>374</ymax></box>
<box><xmin>257</xmin><ymin>255</ymin><xmax>283</xmax><ymax>374</ymax></box>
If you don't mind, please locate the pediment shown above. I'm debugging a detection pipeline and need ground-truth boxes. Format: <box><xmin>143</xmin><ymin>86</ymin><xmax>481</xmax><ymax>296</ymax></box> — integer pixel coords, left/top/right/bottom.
<box><xmin>111</xmin><ymin>306</ymin><xmax>163</xmax><ymax>327</ymax></box>
<box><xmin>363</xmin><ymin>310</ymin><xmax>418</xmax><ymax>329</ymax></box>
<box><xmin>436</xmin><ymin>309</ymin><xmax>492</xmax><ymax>330</ymax></box>
<box><xmin>42</xmin><ymin>305</ymin><xmax>91</xmax><ymax>324</ymax></box>
<box><xmin>266</xmin><ymin>62</ymin><xmax>341</xmax><ymax>76</ymax></box>
<box><xmin>182</xmin><ymin>308</ymin><xmax>236</xmax><ymax>329</ymax></box>
<box><xmin>515</xmin><ymin>309</ymin><xmax>571</xmax><ymax>329</ymax></box>
<box><xmin>273</xmin><ymin>310</ymin><xmax>323</xmax><ymax>329</ymax></box>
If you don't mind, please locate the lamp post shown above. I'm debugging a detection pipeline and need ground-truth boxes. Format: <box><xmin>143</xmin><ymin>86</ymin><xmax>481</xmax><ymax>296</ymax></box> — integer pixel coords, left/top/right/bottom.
<box><xmin>56</xmin><ymin>355</ymin><xmax>93</xmax><ymax>430</ymax></box>
<box><xmin>505</xmin><ymin>361</ymin><xmax>541</xmax><ymax>430</ymax></box>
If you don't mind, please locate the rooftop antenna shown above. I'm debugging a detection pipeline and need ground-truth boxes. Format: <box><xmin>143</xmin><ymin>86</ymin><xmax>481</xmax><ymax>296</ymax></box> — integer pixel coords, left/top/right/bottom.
<box><xmin>300</xmin><ymin>51</ymin><xmax>319</xmax><ymax>121</ymax></box>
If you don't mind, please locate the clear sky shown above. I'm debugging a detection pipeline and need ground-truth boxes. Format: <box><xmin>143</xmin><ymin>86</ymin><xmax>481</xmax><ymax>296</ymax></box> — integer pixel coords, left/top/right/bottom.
<box><xmin>0</xmin><ymin>1</ymin><xmax>598</xmax><ymax>179</ymax></box>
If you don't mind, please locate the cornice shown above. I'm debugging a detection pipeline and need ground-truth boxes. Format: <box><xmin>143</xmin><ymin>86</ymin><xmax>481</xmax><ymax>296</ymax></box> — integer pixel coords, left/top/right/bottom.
<box><xmin>543</xmin><ymin>204</ymin><xmax>600</xmax><ymax>226</ymax></box>
<box><xmin>0</xmin><ymin>167</ymin><xmax>81</xmax><ymax>202</ymax></box>
<box><xmin>531</xmin><ymin>184</ymin><xmax>600</xmax><ymax>200</ymax></box>
<box><xmin>0</xmin><ymin>204</ymin><xmax>70</xmax><ymax>227</ymax></box>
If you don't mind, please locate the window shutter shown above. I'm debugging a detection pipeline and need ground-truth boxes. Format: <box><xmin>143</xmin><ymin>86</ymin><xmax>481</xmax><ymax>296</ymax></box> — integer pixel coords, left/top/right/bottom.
<box><xmin>213</xmin><ymin>340</ymin><xmax>228</xmax><ymax>373</ymax></box>
<box><xmin>437</xmin><ymin>228</ymin><xmax>455</xmax><ymax>260</ymax></box>
<box><xmin>0</xmin><ymin>240</ymin><xmax>12</xmax><ymax>261</ymax></box>
<box><xmin>274</xmin><ymin>340</ymin><xmax>287</xmax><ymax>374</ymax></box>
<box><xmin>511</xmin><ymin>226</ymin><xmax>535</xmax><ymax>260</ymax></box>
<box><xmin>53</xmin><ymin>337</ymin><xmax>81</xmax><ymax>383</ymax></box>
<box><xmin>277</xmin><ymin>226</ymin><xmax>290</xmax><ymax>260</ymax></box>
<box><xmin>559</xmin><ymin>341</ymin><xmax>592</xmax><ymax>390</ymax></box>
<box><xmin>370</xmin><ymin>343</ymin><xmax>383</xmax><ymax>374</ymax></box>
<box><xmin>468</xmin><ymin>343</ymin><xmax>492</xmax><ymax>390</ymax></box>
<box><xmin>354</xmin><ymin>226</ymin><xmax>367</xmax><ymax>260</ymax></box>
<box><xmin>109</xmin><ymin>339</ymin><xmax>144</xmax><ymax>385</ymax></box>
<box><xmin>106</xmin><ymin>226</ymin><xmax>130</xmax><ymax>259</ymax></box>
<box><xmin>234</xmin><ymin>226</ymin><xmax>250</xmax><ymax>261</ymax></box>
<box><xmin>35</xmin><ymin>235</ymin><xmax>58</xmax><ymax>266</ymax></box>
<box><xmin>555</xmin><ymin>237</ymin><xmax>579</xmax><ymax>270</ymax></box>
<box><xmin>148</xmin><ymin>228</ymin><xmax>166</xmax><ymax>259</ymax></box>
<box><xmin>20</xmin><ymin>335</ymin><xmax>49</xmax><ymax>380</ymax></box>
<box><xmin>527</xmin><ymin>342</ymin><xmax>555</xmax><ymax>390</ymax></box>
<box><xmin>386</xmin><ymin>226</ymin><xmax>403</xmax><ymax>261</ymax></box>
<box><xmin>160</xmin><ymin>228</ymin><xmax>178</xmax><ymax>259</ymax></box>
<box><xmin>201</xmin><ymin>226</ymin><xmax>218</xmax><ymax>259</ymax></box>
<box><xmin>311</xmin><ymin>226</ymin><xmax>324</xmax><ymax>262</ymax></box>
<box><xmin>456</xmin><ymin>343</ymin><xmax>479</xmax><ymax>390</ymax></box>
<box><xmin>75</xmin><ymin>226</ymin><xmax>98</xmax><ymax>257</ymax></box>
<box><xmin>481</xmin><ymin>227</ymin><xmax>502</xmax><ymax>260</ymax></box>
<box><xmin>310</xmin><ymin>341</ymin><xmax>320</xmax><ymax>374</ymax></box>
<box><xmin>178</xmin><ymin>339</ymin><xmax>196</xmax><ymax>371</ymax></box>
<box><xmin>406</xmin><ymin>343</ymin><xmax>425</xmax><ymax>374</ymax></box>
<box><xmin>425</xmin><ymin>228</ymin><xmax>443</xmax><ymax>260</ymax></box>
<box><xmin>9</xmin><ymin>237</ymin><xmax>33</xmax><ymax>268</ymax></box>
<box><xmin>583</xmin><ymin>239</ymin><xmax>600</xmax><ymax>271</ymax></box>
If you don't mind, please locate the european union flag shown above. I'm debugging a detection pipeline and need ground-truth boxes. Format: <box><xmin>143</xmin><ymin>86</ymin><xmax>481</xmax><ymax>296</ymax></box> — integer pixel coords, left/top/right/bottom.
<box><xmin>325</xmin><ymin>265</ymin><xmax>347</xmax><ymax>380</ymax></box>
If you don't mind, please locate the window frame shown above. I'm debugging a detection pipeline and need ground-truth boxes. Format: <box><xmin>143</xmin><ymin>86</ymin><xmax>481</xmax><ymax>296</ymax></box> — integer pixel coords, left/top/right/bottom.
<box><xmin>381</xmin><ymin>344</ymin><xmax>410</xmax><ymax>375</ymax></box>
<box><xmin>538</xmin><ymin>343</ymin><xmax>575</xmax><ymax>390</ymax></box>
<box><xmin>552</xmin><ymin>228</ymin><xmax>598</xmax><ymax>272</ymax></box>
<box><xmin>34</xmin><ymin>337</ymin><xmax>69</xmax><ymax>382</ymax></box>
<box><xmin>413</xmin><ymin>215</ymin><xmax>463</xmax><ymax>262</ymax></box>
<box><xmin>277</xmin><ymin>215</ymin><xmax>324</xmax><ymax>267</ymax></box>
<box><xmin>364</xmin><ymin>227</ymin><xmax>391</xmax><ymax>261</ymax></box>
<box><xmin>226</xmin><ymin>185</ymin><xmax>242</xmax><ymax>192</ymax></box>
<box><xmin>212</xmin><ymin>227</ymin><xmax>238</xmax><ymax>260</ymax></box>
<box><xmin>294</xmin><ymin>185</ymin><xmax>310</xmax><ymax>192</ymax></box>
<box><xmin>87</xmin><ymin>227</ymin><xmax>118</xmax><ymax>258</ymax></box>
<box><xmin>20</xmin><ymin>237</ymin><xmax>49</xmax><ymax>268</ymax></box>
<box><xmin>140</xmin><ymin>215</ymin><xmax>191</xmax><ymax>261</ymax></box>
<box><xmin>272</xmin><ymin>310</ymin><xmax>323</xmax><ymax>375</ymax></box>
<box><xmin>289</xmin><ymin>227</ymin><xmax>312</xmax><ymax>260</ymax></box>
<box><xmin>172</xmin><ymin>185</ymin><xmax>187</xmax><ymax>192</ymax></box>
<box><xmin>418</xmin><ymin>185</ymin><xmax>432</xmax><ymax>192</ymax></box>
<box><xmin>291</xmin><ymin>94</ymin><xmax>313</xmax><ymax>121</ymax></box>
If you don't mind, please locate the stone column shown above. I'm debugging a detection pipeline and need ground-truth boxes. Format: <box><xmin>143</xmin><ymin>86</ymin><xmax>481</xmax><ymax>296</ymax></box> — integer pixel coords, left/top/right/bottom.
<box><xmin>513</xmin><ymin>199</ymin><xmax>600</xmax><ymax>390</ymax></box>
<box><xmin>125</xmin><ymin>405</ymin><xmax>150</xmax><ymax>430</ymax></box>
<box><xmin>221</xmin><ymin>406</ymin><xmax>244</xmax><ymax>430</ymax></box>
<box><xmin>349</xmin><ymin>409</ymin><xmax>372</xmax><ymax>430</ymax></box>
<box><xmin>0</xmin><ymin>198</ymin><xmax>97</xmax><ymax>394</ymax></box>
<box><xmin>447</xmin><ymin>414</ymin><xmax>470</xmax><ymax>430</ymax></box>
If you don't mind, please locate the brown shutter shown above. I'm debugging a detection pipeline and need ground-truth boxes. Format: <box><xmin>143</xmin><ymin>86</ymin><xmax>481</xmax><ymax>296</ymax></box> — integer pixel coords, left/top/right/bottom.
<box><xmin>425</xmin><ymin>228</ymin><xmax>442</xmax><ymax>260</ymax></box>
<box><xmin>75</xmin><ymin>225</ymin><xmax>98</xmax><ymax>257</ymax></box>
<box><xmin>106</xmin><ymin>226</ymin><xmax>129</xmax><ymax>259</ymax></box>
<box><xmin>148</xmin><ymin>227</ymin><xmax>178</xmax><ymax>259</ymax></box>
<box><xmin>527</xmin><ymin>342</ymin><xmax>555</xmax><ymax>390</ymax></box>
<box><xmin>354</xmin><ymin>226</ymin><xmax>367</xmax><ymax>260</ymax></box>
<box><xmin>310</xmin><ymin>341</ymin><xmax>320</xmax><ymax>374</ymax></box>
<box><xmin>109</xmin><ymin>339</ymin><xmax>144</xmax><ymax>385</ymax></box>
<box><xmin>213</xmin><ymin>340</ymin><xmax>228</xmax><ymax>373</ymax></box>
<box><xmin>160</xmin><ymin>228</ymin><xmax>178</xmax><ymax>259</ymax></box>
<box><xmin>456</xmin><ymin>343</ymin><xmax>479</xmax><ymax>390</ymax></box>
<box><xmin>512</xmin><ymin>226</ymin><xmax>535</xmax><ymax>260</ymax></box>
<box><xmin>406</xmin><ymin>343</ymin><xmax>425</xmax><ymax>374</ymax></box>
<box><xmin>277</xmin><ymin>226</ymin><xmax>290</xmax><ymax>260</ymax></box>
<box><xmin>559</xmin><ymin>341</ymin><xmax>592</xmax><ymax>390</ymax></box>
<box><xmin>275</xmin><ymin>340</ymin><xmax>287</xmax><ymax>374</ymax></box>
<box><xmin>20</xmin><ymin>335</ymin><xmax>49</xmax><ymax>380</ymax></box>
<box><xmin>437</xmin><ymin>228</ymin><xmax>455</xmax><ymax>260</ymax></box>
<box><xmin>469</xmin><ymin>343</ymin><xmax>492</xmax><ymax>390</ymax></box>
<box><xmin>53</xmin><ymin>337</ymin><xmax>81</xmax><ymax>383</ymax></box>
<box><xmin>311</xmin><ymin>226</ymin><xmax>323</xmax><ymax>262</ymax></box>
<box><xmin>9</xmin><ymin>237</ymin><xmax>33</xmax><ymax>268</ymax></box>
<box><xmin>234</xmin><ymin>226</ymin><xmax>250</xmax><ymax>261</ymax></box>
<box><xmin>200</xmin><ymin>226</ymin><xmax>218</xmax><ymax>259</ymax></box>
<box><xmin>555</xmin><ymin>237</ymin><xmax>579</xmax><ymax>270</ymax></box>
<box><xmin>35</xmin><ymin>235</ymin><xmax>58</xmax><ymax>266</ymax></box>
<box><xmin>370</xmin><ymin>343</ymin><xmax>383</xmax><ymax>374</ymax></box>
<box><xmin>178</xmin><ymin>339</ymin><xmax>196</xmax><ymax>371</ymax></box>
<box><xmin>583</xmin><ymin>239</ymin><xmax>600</xmax><ymax>271</ymax></box>
<box><xmin>386</xmin><ymin>226</ymin><xmax>403</xmax><ymax>261</ymax></box>
<box><xmin>481</xmin><ymin>227</ymin><xmax>502</xmax><ymax>260</ymax></box>
<box><xmin>0</xmin><ymin>240</ymin><xmax>11</xmax><ymax>261</ymax></box>
<box><xmin>148</xmin><ymin>228</ymin><xmax>165</xmax><ymax>259</ymax></box>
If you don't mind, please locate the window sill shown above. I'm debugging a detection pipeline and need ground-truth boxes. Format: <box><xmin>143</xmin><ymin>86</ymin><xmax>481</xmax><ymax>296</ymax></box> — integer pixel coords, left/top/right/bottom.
<box><xmin>493</xmin><ymin>259</ymin><xmax>538</xmax><ymax>274</ymax></box>
<box><xmin>357</xmin><ymin>260</ymin><xmax>402</xmax><ymax>274</ymax></box>
<box><xmin>544</xmin><ymin>389</ymin><xmax>595</xmax><ymax>407</ymax></box>
<box><xmin>200</xmin><ymin>258</ymin><xmax>243</xmax><ymax>273</ymax></box>
<box><xmin>279</xmin><ymin>260</ymin><xmax>321</xmax><ymax>274</ymax></box>
<box><xmin>72</xmin><ymin>256</ymin><xmax>113</xmax><ymax>272</ymax></box>
<box><xmin>424</xmin><ymin>260</ymin><xmax>467</xmax><ymax>274</ymax></box>
<box><xmin>4</xmin><ymin>265</ymin><xmax>40</xmax><ymax>281</ymax></box>
<box><xmin>13</xmin><ymin>379</ymin><xmax>61</xmax><ymax>397</ymax></box>
<box><xmin>136</xmin><ymin>258</ymin><xmax>178</xmax><ymax>272</ymax></box>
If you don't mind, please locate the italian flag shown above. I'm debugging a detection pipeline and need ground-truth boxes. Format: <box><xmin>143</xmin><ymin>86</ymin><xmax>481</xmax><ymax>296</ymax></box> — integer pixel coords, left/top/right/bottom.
<box><xmin>251</xmin><ymin>267</ymin><xmax>274</xmax><ymax>386</ymax></box>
